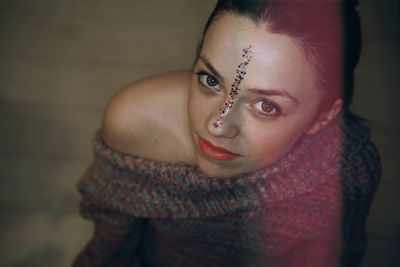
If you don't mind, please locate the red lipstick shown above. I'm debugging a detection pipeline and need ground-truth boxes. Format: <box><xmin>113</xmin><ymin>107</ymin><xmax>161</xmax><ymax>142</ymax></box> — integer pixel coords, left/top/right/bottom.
<box><xmin>198</xmin><ymin>136</ymin><xmax>239</xmax><ymax>161</ymax></box>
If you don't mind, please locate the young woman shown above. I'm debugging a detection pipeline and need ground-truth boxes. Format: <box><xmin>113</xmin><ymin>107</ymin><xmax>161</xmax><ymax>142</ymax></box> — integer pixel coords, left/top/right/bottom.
<box><xmin>73</xmin><ymin>1</ymin><xmax>380</xmax><ymax>266</ymax></box>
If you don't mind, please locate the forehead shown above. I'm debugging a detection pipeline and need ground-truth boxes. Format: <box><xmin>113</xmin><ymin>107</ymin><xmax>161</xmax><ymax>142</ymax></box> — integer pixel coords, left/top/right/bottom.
<box><xmin>201</xmin><ymin>13</ymin><xmax>318</xmax><ymax>97</ymax></box>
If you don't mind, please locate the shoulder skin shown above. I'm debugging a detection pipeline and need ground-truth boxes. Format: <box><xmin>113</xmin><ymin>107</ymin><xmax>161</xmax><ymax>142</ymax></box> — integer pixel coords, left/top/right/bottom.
<box><xmin>101</xmin><ymin>70</ymin><xmax>195</xmax><ymax>163</ymax></box>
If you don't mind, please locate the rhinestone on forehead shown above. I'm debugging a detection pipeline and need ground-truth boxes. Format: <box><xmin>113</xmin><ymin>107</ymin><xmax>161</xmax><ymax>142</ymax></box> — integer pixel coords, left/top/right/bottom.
<box><xmin>213</xmin><ymin>45</ymin><xmax>255</xmax><ymax>128</ymax></box>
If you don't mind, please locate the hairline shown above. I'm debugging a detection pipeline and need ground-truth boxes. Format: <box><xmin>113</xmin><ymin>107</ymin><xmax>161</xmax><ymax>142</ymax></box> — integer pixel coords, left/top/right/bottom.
<box><xmin>197</xmin><ymin>10</ymin><xmax>329</xmax><ymax>99</ymax></box>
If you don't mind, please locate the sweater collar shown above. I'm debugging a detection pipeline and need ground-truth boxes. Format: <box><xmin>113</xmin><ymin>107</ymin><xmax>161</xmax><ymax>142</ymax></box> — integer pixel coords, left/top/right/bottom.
<box><xmin>88</xmin><ymin>117</ymin><xmax>345</xmax><ymax>218</ymax></box>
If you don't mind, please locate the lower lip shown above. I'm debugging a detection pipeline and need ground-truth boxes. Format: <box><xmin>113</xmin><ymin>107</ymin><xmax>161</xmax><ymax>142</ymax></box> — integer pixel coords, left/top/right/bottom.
<box><xmin>198</xmin><ymin>137</ymin><xmax>239</xmax><ymax>161</ymax></box>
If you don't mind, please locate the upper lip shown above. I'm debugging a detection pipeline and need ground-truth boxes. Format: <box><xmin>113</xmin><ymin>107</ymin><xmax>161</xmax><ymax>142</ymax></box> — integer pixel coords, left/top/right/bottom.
<box><xmin>198</xmin><ymin>136</ymin><xmax>239</xmax><ymax>155</ymax></box>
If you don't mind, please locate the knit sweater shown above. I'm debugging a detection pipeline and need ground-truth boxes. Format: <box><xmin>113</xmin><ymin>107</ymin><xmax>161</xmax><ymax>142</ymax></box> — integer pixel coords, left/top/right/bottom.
<box><xmin>72</xmin><ymin>117</ymin><xmax>380</xmax><ymax>267</ymax></box>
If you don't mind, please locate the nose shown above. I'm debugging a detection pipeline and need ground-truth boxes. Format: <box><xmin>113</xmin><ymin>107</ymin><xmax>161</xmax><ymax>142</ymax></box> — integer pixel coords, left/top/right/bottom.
<box><xmin>206</xmin><ymin>103</ymin><xmax>240</xmax><ymax>138</ymax></box>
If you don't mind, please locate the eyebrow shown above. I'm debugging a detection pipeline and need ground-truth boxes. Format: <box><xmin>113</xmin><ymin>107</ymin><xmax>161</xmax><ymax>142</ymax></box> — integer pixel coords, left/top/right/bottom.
<box><xmin>198</xmin><ymin>55</ymin><xmax>300</xmax><ymax>105</ymax></box>
<box><xmin>198</xmin><ymin>55</ymin><xmax>224</xmax><ymax>83</ymax></box>
<box><xmin>247</xmin><ymin>88</ymin><xmax>301</xmax><ymax>105</ymax></box>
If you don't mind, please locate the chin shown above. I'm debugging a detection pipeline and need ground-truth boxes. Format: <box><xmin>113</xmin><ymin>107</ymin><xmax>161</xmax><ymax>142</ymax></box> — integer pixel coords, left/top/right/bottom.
<box><xmin>197</xmin><ymin>159</ymin><xmax>245</xmax><ymax>178</ymax></box>
<box><xmin>200</xmin><ymin>168</ymin><xmax>237</xmax><ymax>178</ymax></box>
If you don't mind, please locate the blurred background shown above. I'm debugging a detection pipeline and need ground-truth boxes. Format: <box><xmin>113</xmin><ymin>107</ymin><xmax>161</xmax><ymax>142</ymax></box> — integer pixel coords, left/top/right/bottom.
<box><xmin>0</xmin><ymin>0</ymin><xmax>398</xmax><ymax>266</ymax></box>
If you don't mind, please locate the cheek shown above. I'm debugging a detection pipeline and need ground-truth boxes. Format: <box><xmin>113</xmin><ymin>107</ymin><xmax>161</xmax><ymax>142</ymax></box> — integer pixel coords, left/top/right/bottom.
<box><xmin>244</xmin><ymin>119</ymin><xmax>308</xmax><ymax>165</ymax></box>
<box><xmin>188</xmin><ymin>82</ymin><xmax>210</xmax><ymax>127</ymax></box>
<box><xmin>250</xmin><ymin>132</ymin><xmax>298</xmax><ymax>163</ymax></box>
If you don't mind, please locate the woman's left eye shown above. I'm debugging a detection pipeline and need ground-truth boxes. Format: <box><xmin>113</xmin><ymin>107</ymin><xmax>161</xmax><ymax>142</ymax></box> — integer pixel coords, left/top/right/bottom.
<box><xmin>195</xmin><ymin>71</ymin><xmax>221</xmax><ymax>91</ymax></box>
<box><xmin>253</xmin><ymin>99</ymin><xmax>280</xmax><ymax>117</ymax></box>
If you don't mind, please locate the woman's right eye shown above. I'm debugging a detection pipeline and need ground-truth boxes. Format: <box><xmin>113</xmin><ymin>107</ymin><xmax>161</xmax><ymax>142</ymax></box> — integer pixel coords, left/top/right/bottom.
<box><xmin>195</xmin><ymin>71</ymin><xmax>221</xmax><ymax>92</ymax></box>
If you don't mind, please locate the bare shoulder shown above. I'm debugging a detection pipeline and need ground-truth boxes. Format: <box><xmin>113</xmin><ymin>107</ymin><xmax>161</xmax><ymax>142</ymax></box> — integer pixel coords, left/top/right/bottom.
<box><xmin>102</xmin><ymin>70</ymin><xmax>194</xmax><ymax>163</ymax></box>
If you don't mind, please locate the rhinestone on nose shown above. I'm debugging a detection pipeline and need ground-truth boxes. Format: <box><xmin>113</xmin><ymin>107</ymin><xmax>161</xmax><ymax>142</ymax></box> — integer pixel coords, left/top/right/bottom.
<box><xmin>213</xmin><ymin>45</ymin><xmax>255</xmax><ymax>128</ymax></box>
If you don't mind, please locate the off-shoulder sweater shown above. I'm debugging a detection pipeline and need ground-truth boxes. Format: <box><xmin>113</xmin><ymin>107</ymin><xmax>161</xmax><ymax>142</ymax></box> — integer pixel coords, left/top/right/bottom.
<box><xmin>72</xmin><ymin>117</ymin><xmax>380</xmax><ymax>267</ymax></box>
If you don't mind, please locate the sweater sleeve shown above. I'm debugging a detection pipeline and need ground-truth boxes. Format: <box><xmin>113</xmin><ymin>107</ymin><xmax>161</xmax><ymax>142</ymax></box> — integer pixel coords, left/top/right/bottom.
<box><xmin>264</xmin><ymin>121</ymin><xmax>381</xmax><ymax>267</ymax></box>
<box><xmin>262</xmin><ymin>179</ymin><xmax>342</xmax><ymax>267</ymax></box>
<box><xmin>72</xmin><ymin>159</ymin><xmax>146</xmax><ymax>267</ymax></box>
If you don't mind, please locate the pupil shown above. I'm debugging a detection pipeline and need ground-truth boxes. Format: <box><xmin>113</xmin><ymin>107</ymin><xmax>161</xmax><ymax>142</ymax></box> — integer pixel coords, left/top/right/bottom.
<box><xmin>262</xmin><ymin>101</ymin><xmax>274</xmax><ymax>113</ymax></box>
<box><xmin>207</xmin><ymin>76</ymin><xmax>217</xmax><ymax>86</ymax></box>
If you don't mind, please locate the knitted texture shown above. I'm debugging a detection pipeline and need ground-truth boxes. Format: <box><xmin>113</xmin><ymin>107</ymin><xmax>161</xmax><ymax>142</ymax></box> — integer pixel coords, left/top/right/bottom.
<box><xmin>72</xmin><ymin>117</ymin><xmax>380</xmax><ymax>267</ymax></box>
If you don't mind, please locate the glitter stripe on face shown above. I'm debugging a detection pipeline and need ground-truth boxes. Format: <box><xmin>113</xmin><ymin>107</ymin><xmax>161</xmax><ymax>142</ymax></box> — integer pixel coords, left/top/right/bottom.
<box><xmin>213</xmin><ymin>45</ymin><xmax>255</xmax><ymax>128</ymax></box>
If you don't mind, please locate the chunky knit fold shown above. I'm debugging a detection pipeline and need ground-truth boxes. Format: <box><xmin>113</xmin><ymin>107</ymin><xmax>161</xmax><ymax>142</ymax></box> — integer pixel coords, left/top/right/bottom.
<box><xmin>78</xmin><ymin>116</ymin><xmax>342</xmax><ymax>220</ymax></box>
<box><xmin>73</xmin><ymin>116</ymin><xmax>380</xmax><ymax>267</ymax></box>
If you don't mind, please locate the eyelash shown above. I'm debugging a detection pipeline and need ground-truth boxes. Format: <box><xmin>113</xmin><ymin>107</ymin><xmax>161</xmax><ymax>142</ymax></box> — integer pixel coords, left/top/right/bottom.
<box><xmin>195</xmin><ymin>70</ymin><xmax>221</xmax><ymax>92</ymax></box>
<box><xmin>252</xmin><ymin>99</ymin><xmax>281</xmax><ymax>118</ymax></box>
<box><xmin>195</xmin><ymin>69</ymin><xmax>281</xmax><ymax>118</ymax></box>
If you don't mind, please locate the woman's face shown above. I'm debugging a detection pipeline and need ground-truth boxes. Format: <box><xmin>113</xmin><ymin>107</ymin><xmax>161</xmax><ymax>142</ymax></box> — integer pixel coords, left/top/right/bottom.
<box><xmin>188</xmin><ymin>12</ymin><xmax>325</xmax><ymax>178</ymax></box>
